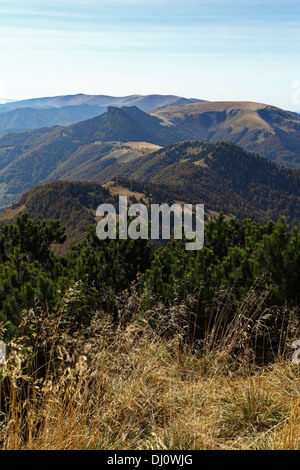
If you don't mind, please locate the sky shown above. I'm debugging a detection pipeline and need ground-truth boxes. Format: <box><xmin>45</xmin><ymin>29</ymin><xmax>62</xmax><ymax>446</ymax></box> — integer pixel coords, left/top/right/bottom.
<box><xmin>0</xmin><ymin>0</ymin><xmax>299</xmax><ymax>110</ymax></box>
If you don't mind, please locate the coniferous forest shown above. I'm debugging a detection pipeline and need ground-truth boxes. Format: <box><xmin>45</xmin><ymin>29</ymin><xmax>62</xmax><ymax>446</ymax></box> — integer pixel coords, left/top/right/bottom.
<box><xmin>0</xmin><ymin>210</ymin><xmax>299</xmax><ymax>450</ymax></box>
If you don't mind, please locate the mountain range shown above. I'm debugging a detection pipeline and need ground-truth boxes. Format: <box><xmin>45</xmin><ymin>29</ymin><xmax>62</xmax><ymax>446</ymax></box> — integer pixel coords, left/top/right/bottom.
<box><xmin>0</xmin><ymin>95</ymin><xmax>299</xmax><ymax>170</ymax></box>
<box><xmin>1</xmin><ymin>140</ymin><xmax>299</xmax><ymax>250</ymax></box>
<box><xmin>0</xmin><ymin>93</ymin><xmax>299</xmax><ymax>237</ymax></box>
<box><xmin>150</xmin><ymin>101</ymin><xmax>300</xmax><ymax>168</ymax></box>
<box><xmin>0</xmin><ymin>94</ymin><xmax>203</xmax><ymax>134</ymax></box>
<box><xmin>0</xmin><ymin>101</ymin><xmax>299</xmax><ymax>203</ymax></box>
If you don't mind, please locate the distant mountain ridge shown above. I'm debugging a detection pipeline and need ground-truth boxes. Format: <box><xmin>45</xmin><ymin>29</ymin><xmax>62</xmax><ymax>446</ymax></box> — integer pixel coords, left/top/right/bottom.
<box><xmin>0</xmin><ymin>102</ymin><xmax>299</xmax><ymax>212</ymax></box>
<box><xmin>0</xmin><ymin>93</ymin><xmax>202</xmax><ymax>112</ymax></box>
<box><xmin>150</xmin><ymin>101</ymin><xmax>300</xmax><ymax>168</ymax></box>
<box><xmin>0</xmin><ymin>105</ymin><xmax>193</xmax><ymax>199</ymax></box>
<box><xmin>0</xmin><ymin>96</ymin><xmax>299</xmax><ymax>168</ymax></box>
<box><xmin>0</xmin><ymin>104</ymin><xmax>107</xmax><ymax>135</ymax></box>
<box><xmin>0</xmin><ymin>94</ymin><xmax>203</xmax><ymax>134</ymax></box>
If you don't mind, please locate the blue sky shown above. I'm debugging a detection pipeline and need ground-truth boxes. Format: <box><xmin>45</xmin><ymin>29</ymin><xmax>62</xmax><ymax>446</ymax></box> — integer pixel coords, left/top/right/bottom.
<box><xmin>0</xmin><ymin>0</ymin><xmax>299</xmax><ymax>110</ymax></box>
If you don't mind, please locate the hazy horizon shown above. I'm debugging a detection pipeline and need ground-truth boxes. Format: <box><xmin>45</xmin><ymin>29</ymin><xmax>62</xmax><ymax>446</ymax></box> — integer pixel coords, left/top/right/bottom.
<box><xmin>0</xmin><ymin>93</ymin><xmax>299</xmax><ymax>113</ymax></box>
<box><xmin>0</xmin><ymin>0</ymin><xmax>299</xmax><ymax>111</ymax></box>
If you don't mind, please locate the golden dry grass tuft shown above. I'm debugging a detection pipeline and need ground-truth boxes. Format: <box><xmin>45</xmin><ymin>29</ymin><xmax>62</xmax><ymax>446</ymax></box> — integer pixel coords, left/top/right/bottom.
<box><xmin>0</xmin><ymin>285</ymin><xmax>300</xmax><ymax>450</ymax></box>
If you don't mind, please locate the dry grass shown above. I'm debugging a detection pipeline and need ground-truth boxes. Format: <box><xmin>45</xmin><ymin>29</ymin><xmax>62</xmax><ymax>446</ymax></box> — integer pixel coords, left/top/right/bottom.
<box><xmin>0</xmin><ymin>284</ymin><xmax>300</xmax><ymax>450</ymax></box>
